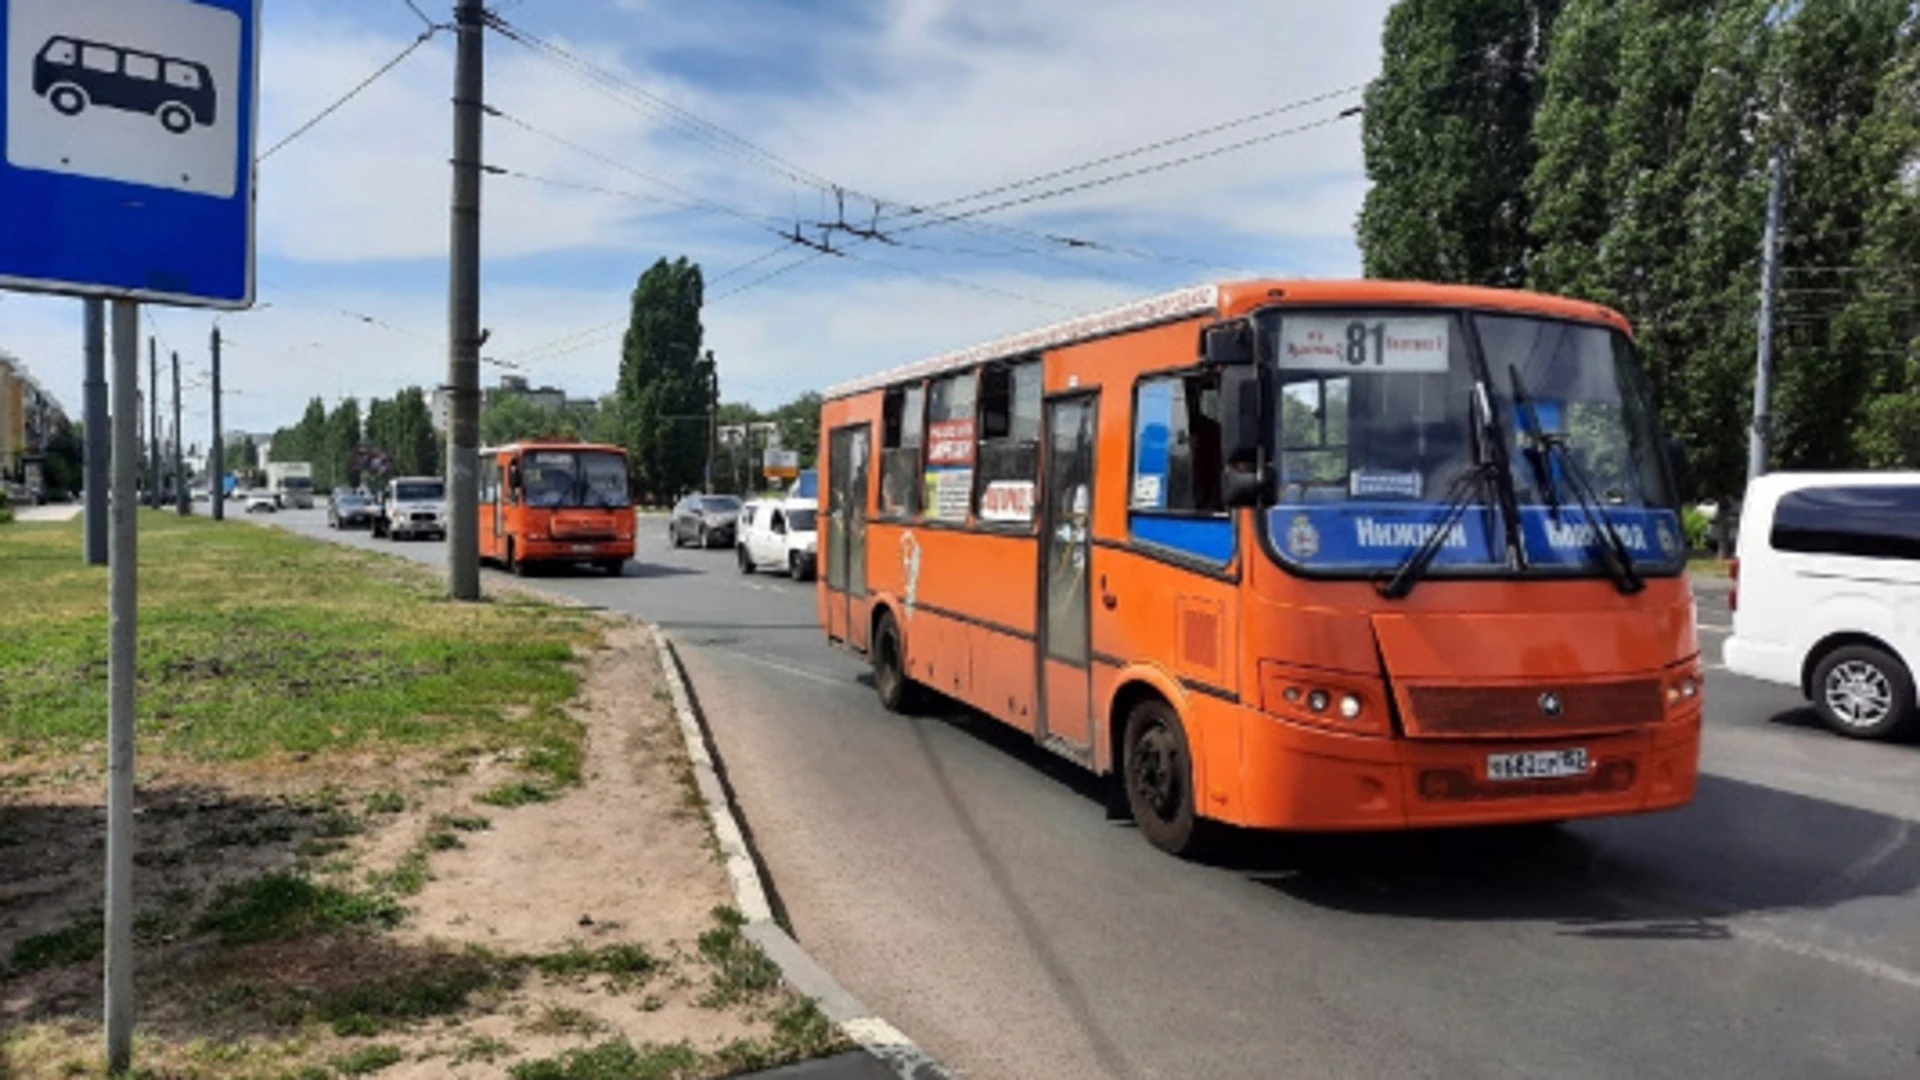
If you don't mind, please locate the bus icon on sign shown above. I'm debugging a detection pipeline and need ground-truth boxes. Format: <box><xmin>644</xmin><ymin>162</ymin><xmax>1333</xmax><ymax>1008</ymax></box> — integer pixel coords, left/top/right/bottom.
<box><xmin>32</xmin><ymin>36</ymin><xmax>215</xmax><ymax>134</ymax></box>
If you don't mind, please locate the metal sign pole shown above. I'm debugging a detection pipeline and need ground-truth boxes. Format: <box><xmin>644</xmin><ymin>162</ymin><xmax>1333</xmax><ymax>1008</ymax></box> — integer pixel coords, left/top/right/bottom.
<box><xmin>105</xmin><ymin>298</ymin><xmax>140</xmax><ymax>1073</ymax></box>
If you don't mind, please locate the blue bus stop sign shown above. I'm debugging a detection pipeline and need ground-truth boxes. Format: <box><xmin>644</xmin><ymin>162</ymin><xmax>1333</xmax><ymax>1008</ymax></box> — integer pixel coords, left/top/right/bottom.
<box><xmin>0</xmin><ymin>0</ymin><xmax>258</xmax><ymax>308</ymax></box>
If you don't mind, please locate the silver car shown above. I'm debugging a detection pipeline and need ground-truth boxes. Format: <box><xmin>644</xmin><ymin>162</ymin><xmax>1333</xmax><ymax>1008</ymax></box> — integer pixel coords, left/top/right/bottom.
<box><xmin>669</xmin><ymin>494</ymin><xmax>742</xmax><ymax>548</ymax></box>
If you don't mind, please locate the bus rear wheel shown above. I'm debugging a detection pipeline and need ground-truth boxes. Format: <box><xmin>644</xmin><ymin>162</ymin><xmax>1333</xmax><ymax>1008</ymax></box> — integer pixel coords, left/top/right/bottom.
<box><xmin>157</xmin><ymin>102</ymin><xmax>193</xmax><ymax>134</ymax></box>
<box><xmin>1123</xmin><ymin>698</ymin><xmax>1200</xmax><ymax>856</ymax></box>
<box><xmin>872</xmin><ymin>611</ymin><xmax>923</xmax><ymax>714</ymax></box>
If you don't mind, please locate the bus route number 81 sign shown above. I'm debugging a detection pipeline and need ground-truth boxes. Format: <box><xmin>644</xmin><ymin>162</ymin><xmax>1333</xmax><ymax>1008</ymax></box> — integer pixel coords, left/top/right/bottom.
<box><xmin>1278</xmin><ymin>315</ymin><xmax>1450</xmax><ymax>374</ymax></box>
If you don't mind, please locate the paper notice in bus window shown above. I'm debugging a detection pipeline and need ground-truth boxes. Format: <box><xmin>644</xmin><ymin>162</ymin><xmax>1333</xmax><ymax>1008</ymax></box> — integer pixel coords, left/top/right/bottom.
<box><xmin>1350</xmin><ymin>470</ymin><xmax>1424</xmax><ymax>499</ymax></box>
<box><xmin>1132</xmin><ymin>473</ymin><xmax>1163</xmax><ymax>508</ymax></box>
<box><xmin>925</xmin><ymin>468</ymin><xmax>972</xmax><ymax>521</ymax></box>
<box><xmin>1279</xmin><ymin>316</ymin><xmax>1450</xmax><ymax>373</ymax></box>
<box><xmin>980</xmin><ymin>480</ymin><xmax>1035</xmax><ymax>523</ymax></box>
<box><xmin>927</xmin><ymin>420</ymin><xmax>975</xmax><ymax>466</ymax></box>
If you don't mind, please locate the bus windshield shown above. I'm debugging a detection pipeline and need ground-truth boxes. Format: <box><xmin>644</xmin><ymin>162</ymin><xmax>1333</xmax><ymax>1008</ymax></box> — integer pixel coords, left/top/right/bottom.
<box><xmin>1261</xmin><ymin>309</ymin><xmax>1682</xmax><ymax>576</ymax></box>
<box><xmin>522</xmin><ymin>450</ymin><xmax>630</xmax><ymax>509</ymax></box>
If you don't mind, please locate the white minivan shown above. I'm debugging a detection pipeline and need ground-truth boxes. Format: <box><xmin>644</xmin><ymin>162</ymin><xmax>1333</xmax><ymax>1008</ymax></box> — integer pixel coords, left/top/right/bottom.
<box><xmin>736</xmin><ymin>497</ymin><xmax>818</xmax><ymax>580</ymax></box>
<box><xmin>1724</xmin><ymin>472</ymin><xmax>1920</xmax><ymax>740</ymax></box>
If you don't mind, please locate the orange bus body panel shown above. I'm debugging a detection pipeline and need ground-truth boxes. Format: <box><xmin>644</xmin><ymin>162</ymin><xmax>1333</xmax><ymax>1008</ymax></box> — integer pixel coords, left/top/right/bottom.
<box><xmin>817</xmin><ymin>280</ymin><xmax>1700</xmax><ymax>833</ymax></box>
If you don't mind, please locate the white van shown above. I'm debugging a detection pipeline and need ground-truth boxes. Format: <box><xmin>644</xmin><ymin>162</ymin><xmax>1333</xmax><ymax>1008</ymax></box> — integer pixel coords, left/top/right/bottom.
<box><xmin>736</xmin><ymin>497</ymin><xmax>818</xmax><ymax>580</ymax></box>
<box><xmin>1724</xmin><ymin>472</ymin><xmax>1920</xmax><ymax>740</ymax></box>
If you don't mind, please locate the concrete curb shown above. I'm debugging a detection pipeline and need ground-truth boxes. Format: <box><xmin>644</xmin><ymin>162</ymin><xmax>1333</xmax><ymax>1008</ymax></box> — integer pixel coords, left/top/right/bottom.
<box><xmin>648</xmin><ymin>625</ymin><xmax>958</xmax><ymax>1080</ymax></box>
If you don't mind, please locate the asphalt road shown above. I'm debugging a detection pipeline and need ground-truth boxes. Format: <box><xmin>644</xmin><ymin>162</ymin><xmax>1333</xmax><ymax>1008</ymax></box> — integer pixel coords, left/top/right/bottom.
<box><xmin>268</xmin><ymin>508</ymin><xmax>1920</xmax><ymax>1080</ymax></box>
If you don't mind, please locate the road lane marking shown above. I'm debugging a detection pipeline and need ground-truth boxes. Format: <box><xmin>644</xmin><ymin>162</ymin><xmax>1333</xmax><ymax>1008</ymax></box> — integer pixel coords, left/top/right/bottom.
<box><xmin>1698</xmin><ymin>623</ymin><xmax>1731</xmax><ymax>634</ymax></box>
<box><xmin>727</xmin><ymin>651</ymin><xmax>846</xmax><ymax>687</ymax></box>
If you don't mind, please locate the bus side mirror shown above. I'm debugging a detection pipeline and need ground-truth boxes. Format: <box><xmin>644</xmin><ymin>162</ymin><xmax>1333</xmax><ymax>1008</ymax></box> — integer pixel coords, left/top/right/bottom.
<box><xmin>1201</xmin><ymin>321</ymin><xmax>1256</xmax><ymax>367</ymax></box>
<box><xmin>1219</xmin><ymin>366</ymin><xmax>1266</xmax><ymax>508</ymax></box>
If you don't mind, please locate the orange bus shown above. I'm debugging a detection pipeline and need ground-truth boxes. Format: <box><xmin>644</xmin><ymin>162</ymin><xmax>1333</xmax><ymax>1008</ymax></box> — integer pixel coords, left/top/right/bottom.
<box><xmin>816</xmin><ymin>280</ymin><xmax>1703</xmax><ymax>854</ymax></box>
<box><xmin>477</xmin><ymin>440</ymin><xmax>635</xmax><ymax>575</ymax></box>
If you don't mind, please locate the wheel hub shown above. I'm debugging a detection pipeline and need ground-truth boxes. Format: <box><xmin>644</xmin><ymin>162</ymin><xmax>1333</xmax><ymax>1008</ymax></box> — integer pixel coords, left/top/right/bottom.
<box><xmin>1132</xmin><ymin>727</ymin><xmax>1177</xmax><ymax>817</ymax></box>
<box><xmin>1827</xmin><ymin>661</ymin><xmax>1892</xmax><ymax>727</ymax></box>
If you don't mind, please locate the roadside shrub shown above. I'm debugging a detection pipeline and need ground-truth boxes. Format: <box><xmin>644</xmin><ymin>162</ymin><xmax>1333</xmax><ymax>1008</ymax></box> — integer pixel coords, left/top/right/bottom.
<box><xmin>1681</xmin><ymin>505</ymin><xmax>1711</xmax><ymax>553</ymax></box>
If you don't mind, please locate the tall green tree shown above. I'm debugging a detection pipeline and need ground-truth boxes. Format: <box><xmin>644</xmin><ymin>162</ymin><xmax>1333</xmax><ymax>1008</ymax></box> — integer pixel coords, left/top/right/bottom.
<box><xmin>617</xmin><ymin>257</ymin><xmax>714</xmax><ymax>500</ymax></box>
<box><xmin>1769</xmin><ymin>0</ymin><xmax>1914</xmax><ymax>471</ymax></box>
<box><xmin>1359</xmin><ymin>0</ymin><xmax>1564</xmax><ymax>285</ymax></box>
<box><xmin>1851</xmin><ymin>15</ymin><xmax>1920</xmax><ymax>467</ymax></box>
<box><xmin>480</xmin><ymin>392</ymin><xmax>556</xmax><ymax>445</ymax></box>
<box><xmin>323</xmin><ymin>398</ymin><xmax>362</xmax><ymax>489</ymax></box>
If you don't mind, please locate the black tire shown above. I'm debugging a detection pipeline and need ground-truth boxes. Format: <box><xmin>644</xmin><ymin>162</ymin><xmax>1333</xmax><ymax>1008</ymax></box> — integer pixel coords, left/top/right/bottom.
<box><xmin>871</xmin><ymin>611</ymin><xmax>923</xmax><ymax>714</ymax></box>
<box><xmin>698</xmin><ymin>525</ymin><xmax>710</xmax><ymax>548</ymax></box>
<box><xmin>1122</xmin><ymin>698</ymin><xmax>1201</xmax><ymax>856</ymax></box>
<box><xmin>599</xmin><ymin>559</ymin><xmax>624</xmax><ymax>576</ymax></box>
<box><xmin>157</xmin><ymin>103</ymin><xmax>192</xmax><ymax>134</ymax></box>
<box><xmin>738</xmin><ymin>545</ymin><xmax>754</xmax><ymax>574</ymax></box>
<box><xmin>789</xmin><ymin>553</ymin><xmax>808</xmax><ymax>581</ymax></box>
<box><xmin>48</xmin><ymin>84</ymin><xmax>86</xmax><ymax>116</ymax></box>
<box><xmin>1811</xmin><ymin>643</ymin><xmax>1917</xmax><ymax>741</ymax></box>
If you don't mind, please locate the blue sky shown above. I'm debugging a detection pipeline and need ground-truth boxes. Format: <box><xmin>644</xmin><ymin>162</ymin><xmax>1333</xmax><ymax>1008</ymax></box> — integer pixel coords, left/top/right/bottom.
<box><xmin>2</xmin><ymin>0</ymin><xmax>1393</xmax><ymax>436</ymax></box>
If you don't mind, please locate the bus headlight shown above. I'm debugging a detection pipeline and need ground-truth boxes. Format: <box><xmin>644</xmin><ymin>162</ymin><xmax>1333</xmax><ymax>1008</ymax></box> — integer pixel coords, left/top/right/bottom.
<box><xmin>1339</xmin><ymin>694</ymin><xmax>1363</xmax><ymax>719</ymax></box>
<box><xmin>1306</xmin><ymin>690</ymin><xmax>1330</xmax><ymax>714</ymax></box>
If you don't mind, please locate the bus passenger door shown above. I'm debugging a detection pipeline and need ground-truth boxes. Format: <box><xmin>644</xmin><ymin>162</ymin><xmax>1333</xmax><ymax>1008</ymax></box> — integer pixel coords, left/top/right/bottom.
<box><xmin>826</xmin><ymin>425</ymin><xmax>870</xmax><ymax>645</ymax></box>
<box><xmin>1038</xmin><ymin>394</ymin><xmax>1097</xmax><ymax>753</ymax></box>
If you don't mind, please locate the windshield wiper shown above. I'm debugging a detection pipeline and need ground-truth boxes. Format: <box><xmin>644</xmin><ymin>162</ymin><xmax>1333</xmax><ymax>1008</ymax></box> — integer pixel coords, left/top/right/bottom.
<box><xmin>1375</xmin><ymin>460</ymin><xmax>1499</xmax><ymax>600</ymax></box>
<box><xmin>1507</xmin><ymin>365</ymin><xmax>1644</xmax><ymax>595</ymax></box>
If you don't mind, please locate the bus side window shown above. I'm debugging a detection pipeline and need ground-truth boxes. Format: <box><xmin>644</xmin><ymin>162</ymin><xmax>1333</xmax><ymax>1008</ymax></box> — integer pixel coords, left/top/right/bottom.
<box><xmin>974</xmin><ymin>359</ymin><xmax>1040</xmax><ymax>525</ymax></box>
<box><xmin>507</xmin><ymin>461</ymin><xmax>522</xmax><ymax>505</ymax></box>
<box><xmin>1132</xmin><ymin>371</ymin><xmax>1225</xmax><ymax>515</ymax></box>
<box><xmin>82</xmin><ymin>46</ymin><xmax>117</xmax><ymax>74</ymax></box>
<box><xmin>123</xmin><ymin>54</ymin><xmax>160</xmax><ymax>81</ymax></box>
<box><xmin>164</xmin><ymin>61</ymin><xmax>202</xmax><ymax>89</ymax></box>
<box><xmin>880</xmin><ymin>384</ymin><xmax>925</xmax><ymax>516</ymax></box>
<box><xmin>41</xmin><ymin>39</ymin><xmax>77</xmax><ymax>65</ymax></box>
<box><xmin>924</xmin><ymin>371</ymin><xmax>977</xmax><ymax>522</ymax></box>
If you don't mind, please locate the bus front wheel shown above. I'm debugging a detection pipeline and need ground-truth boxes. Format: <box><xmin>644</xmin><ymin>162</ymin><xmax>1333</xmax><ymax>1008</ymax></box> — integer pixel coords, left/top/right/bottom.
<box><xmin>47</xmin><ymin>84</ymin><xmax>87</xmax><ymax>116</ymax></box>
<box><xmin>872</xmin><ymin>611</ymin><xmax>923</xmax><ymax>714</ymax></box>
<box><xmin>1123</xmin><ymin>698</ymin><xmax>1199</xmax><ymax>856</ymax></box>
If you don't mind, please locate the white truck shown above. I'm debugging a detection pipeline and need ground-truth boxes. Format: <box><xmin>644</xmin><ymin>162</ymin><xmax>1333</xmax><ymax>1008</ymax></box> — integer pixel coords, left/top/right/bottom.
<box><xmin>373</xmin><ymin>475</ymin><xmax>447</xmax><ymax>542</ymax></box>
<box><xmin>264</xmin><ymin>462</ymin><xmax>316</xmax><ymax>509</ymax></box>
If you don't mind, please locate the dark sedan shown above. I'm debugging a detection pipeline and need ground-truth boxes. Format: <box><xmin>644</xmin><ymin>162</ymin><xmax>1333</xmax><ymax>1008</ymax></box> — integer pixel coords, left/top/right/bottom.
<box><xmin>669</xmin><ymin>494</ymin><xmax>743</xmax><ymax>548</ymax></box>
<box><xmin>327</xmin><ymin>487</ymin><xmax>376</xmax><ymax>530</ymax></box>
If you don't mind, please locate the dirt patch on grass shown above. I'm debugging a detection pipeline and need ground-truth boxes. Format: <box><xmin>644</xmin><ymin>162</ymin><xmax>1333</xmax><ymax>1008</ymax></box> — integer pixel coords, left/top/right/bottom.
<box><xmin>2</xmin><ymin>623</ymin><xmax>842</xmax><ymax>1078</ymax></box>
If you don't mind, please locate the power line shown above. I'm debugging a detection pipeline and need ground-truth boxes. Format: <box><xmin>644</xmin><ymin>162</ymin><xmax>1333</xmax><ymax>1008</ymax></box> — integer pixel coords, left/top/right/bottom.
<box><xmin>260</xmin><ymin>27</ymin><xmax>439</xmax><ymax>162</ymax></box>
<box><xmin>484</xmin><ymin>13</ymin><xmax>838</xmax><ymax>194</ymax></box>
<box><xmin>895</xmin><ymin>108</ymin><xmax>1365</xmax><ymax>233</ymax></box>
<box><xmin>888</xmin><ymin>83</ymin><xmax>1366</xmax><ymax>224</ymax></box>
<box><xmin>485</xmin><ymin>106</ymin><xmax>794</xmax><ymax>232</ymax></box>
<box><xmin>400</xmin><ymin>0</ymin><xmax>436</xmax><ymax>29</ymax></box>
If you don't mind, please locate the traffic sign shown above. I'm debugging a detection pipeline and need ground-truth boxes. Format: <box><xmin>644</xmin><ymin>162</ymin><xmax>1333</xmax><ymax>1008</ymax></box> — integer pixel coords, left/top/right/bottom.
<box><xmin>0</xmin><ymin>0</ymin><xmax>259</xmax><ymax>308</ymax></box>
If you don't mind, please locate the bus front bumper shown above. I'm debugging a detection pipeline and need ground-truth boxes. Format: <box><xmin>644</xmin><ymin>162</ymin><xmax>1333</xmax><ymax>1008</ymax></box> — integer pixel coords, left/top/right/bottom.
<box><xmin>518</xmin><ymin>537</ymin><xmax>635</xmax><ymax>562</ymax></box>
<box><xmin>1222</xmin><ymin>704</ymin><xmax>1701</xmax><ymax>831</ymax></box>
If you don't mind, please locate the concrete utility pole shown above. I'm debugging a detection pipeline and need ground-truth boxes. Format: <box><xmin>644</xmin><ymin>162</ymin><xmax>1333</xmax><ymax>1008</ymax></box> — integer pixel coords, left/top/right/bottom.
<box><xmin>211</xmin><ymin>327</ymin><xmax>224</xmax><ymax>522</ymax></box>
<box><xmin>1747</xmin><ymin>148</ymin><xmax>1786</xmax><ymax>488</ymax></box>
<box><xmin>83</xmin><ymin>299</ymin><xmax>108</xmax><ymax>565</ymax></box>
<box><xmin>445</xmin><ymin>0</ymin><xmax>485</xmax><ymax>600</ymax></box>
<box><xmin>172</xmin><ymin>352</ymin><xmax>187</xmax><ymax>515</ymax></box>
<box><xmin>104</xmin><ymin>300</ymin><xmax>139</xmax><ymax>1074</ymax></box>
<box><xmin>147</xmin><ymin>337</ymin><xmax>159</xmax><ymax>508</ymax></box>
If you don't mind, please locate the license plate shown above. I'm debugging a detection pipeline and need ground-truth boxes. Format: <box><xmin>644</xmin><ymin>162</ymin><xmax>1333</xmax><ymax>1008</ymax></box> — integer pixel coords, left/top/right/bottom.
<box><xmin>1486</xmin><ymin>748</ymin><xmax>1589</xmax><ymax>781</ymax></box>
<box><xmin>572</xmin><ymin>544</ymin><xmax>594</xmax><ymax>553</ymax></box>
